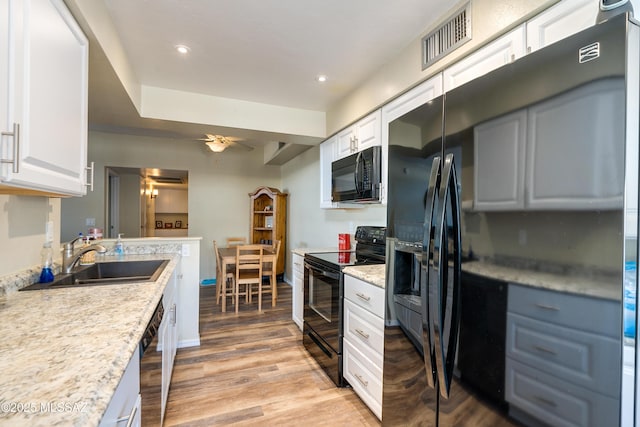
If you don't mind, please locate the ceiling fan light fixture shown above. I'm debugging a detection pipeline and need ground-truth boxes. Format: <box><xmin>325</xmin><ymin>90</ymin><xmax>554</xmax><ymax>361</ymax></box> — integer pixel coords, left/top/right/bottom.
<box><xmin>175</xmin><ymin>44</ymin><xmax>190</xmax><ymax>54</ymax></box>
<box><xmin>205</xmin><ymin>140</ymin><xmax>227</xmax><ymax>152</ymax></box>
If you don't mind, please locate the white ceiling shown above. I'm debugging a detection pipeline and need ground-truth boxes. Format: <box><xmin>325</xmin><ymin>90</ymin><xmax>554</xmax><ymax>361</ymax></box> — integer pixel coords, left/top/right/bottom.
<box><xmin>85</xmin><ymin>0</ymin><xmax>454</xmax><ymax>148</ymax></box>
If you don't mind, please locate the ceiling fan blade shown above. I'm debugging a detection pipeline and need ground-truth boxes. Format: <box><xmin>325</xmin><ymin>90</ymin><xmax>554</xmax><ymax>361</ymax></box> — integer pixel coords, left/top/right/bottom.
<box><xmin>230</xmin><ymin>140</ymin><xmax>254</xmax><ymax>151</ymax></box>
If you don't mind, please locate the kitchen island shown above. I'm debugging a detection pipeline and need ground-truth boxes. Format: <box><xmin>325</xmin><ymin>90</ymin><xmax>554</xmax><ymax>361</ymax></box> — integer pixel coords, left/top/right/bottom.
<box><xmin>0</xmin><ymin>253</ymin><xmax>179</xmax><ymax>426</ymax></box>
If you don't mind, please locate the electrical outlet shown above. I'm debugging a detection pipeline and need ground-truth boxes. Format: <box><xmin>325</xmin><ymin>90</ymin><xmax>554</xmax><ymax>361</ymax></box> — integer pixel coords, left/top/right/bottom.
<box><xmin>181</xmin><ymin>244</ymin><xmax>190</xmax><ymax>257</ymax></box>
<box><xmin>518</xmin><ymin>229</ymin><xmax>527</xmax><ymax>246</ymax></box>
<box><xmin>86</xmin><ymin>218</ymin><xmax>96</xmax><ymax>227</ymax></box>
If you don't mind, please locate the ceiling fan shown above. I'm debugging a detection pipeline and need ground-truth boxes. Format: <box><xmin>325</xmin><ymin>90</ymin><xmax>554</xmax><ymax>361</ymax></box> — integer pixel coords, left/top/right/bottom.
<box><xmin>198</xmin><ymin>134</ymin><xmax>254</xmax><ymax>153</ymax></box>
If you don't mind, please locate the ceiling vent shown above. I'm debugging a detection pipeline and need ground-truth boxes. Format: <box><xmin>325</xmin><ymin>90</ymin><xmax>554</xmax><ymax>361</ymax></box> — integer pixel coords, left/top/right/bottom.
<box><xmin>422</xmin><ymin>2</ymin><xmax>472</xmax><ymax>70</ymax></box>
<box><xmin>149</xmin><ymin>175</ymin><xmax>186</xmax><ymax>184</ymax></box>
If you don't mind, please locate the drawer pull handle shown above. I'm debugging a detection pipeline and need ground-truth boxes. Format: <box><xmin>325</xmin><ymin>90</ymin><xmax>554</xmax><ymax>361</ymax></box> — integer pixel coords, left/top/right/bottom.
<box><xmin>355</xmin><ymin>328</ymin><xmax>370</xmax><ymax>340</ymax></box>
<box><xmin>354</xmin><ymin>373</ymin><xmax>369</xmax><ymax>388</ymax></box>
<box><xmin>356</xmin><ymin>292</ymin><xmax>371</xmax><ymax>302</ymax></box>
<box><xmin>535</xmin><ymin>303</ymin><xmax>559</xmax><ymax>311</ymax></box>
<box><xmin>533</xmin><ymin>345</ymin><xmax>557</xmax><ymax>355</ymax></box>
<box><xmin>533</xmin><ymin>395</ymin><xmax>557</xmax><ymax>408</ymax></box>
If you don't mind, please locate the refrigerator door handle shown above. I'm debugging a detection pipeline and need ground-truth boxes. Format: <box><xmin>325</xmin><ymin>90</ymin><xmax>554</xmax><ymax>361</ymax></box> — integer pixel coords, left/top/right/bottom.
<box><xmin>421</xmin><ymin>156</ymin><xmax>441</xmax><ymax>389</ymax></box>
<box><xmin>432</xmin><ymin>153</ymin><xmax>462</xmax><ymax>399</ymax></box>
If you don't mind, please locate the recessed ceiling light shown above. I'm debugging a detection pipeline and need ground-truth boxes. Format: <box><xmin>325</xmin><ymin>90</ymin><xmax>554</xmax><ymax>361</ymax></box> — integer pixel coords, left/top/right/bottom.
<box><xmin>316</xmin><ymin>75</ymin><xmax>328</xmax><ymax>83</ymax></box>
<box><xmin>175</xmin><ymin>44</ymin><xmax>190</xmax><ymax>54</ymax></box>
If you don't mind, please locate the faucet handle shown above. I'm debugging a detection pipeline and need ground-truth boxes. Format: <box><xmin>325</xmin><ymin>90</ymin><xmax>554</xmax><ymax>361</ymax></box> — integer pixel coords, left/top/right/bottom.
<box><xmin>64</xmin><ymin>235</ymin><xmax>84</xmax><ymax>251</ymax></box>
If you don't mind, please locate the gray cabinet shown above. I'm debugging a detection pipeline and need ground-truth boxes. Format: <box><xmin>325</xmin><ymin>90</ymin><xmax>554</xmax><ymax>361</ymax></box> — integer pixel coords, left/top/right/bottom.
<box><xmin>525</xmin><ymin>78</ymin><xmax>624</xmax><ymax>209</ymax></box>
<box><xmin>506</xmin><ymin>284</ymin><xmax>621</xmax><ymax>427</ymax></box>
<box><xmin>474</xmin><ymin>79</ymin><xmax>624</xmax><ymax>211</ymax></box>
<box><xmin>473</xmin><ymin>110</ymin><xmax>526</xmax><ymax>210</ymax></box>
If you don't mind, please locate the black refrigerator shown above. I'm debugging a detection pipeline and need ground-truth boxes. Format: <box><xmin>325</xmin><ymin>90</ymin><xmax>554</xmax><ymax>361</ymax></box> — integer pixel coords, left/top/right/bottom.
<box><xmin>383</xmin><ymin>12</ymin><xmax>637</xmax><ymax>427</ymax></box>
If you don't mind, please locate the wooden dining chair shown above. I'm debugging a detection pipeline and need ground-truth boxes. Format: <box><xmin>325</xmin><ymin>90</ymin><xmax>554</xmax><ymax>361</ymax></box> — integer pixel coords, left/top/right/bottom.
<box><xmin>235</xmin><ymin>244</ymin><xmax>264</xmax><ymax>313</ymax></box>
<box><xmin>260</xmin><ymin>239</ymin><xmax>281</xmax><ymax>307</ymax></box>
<box><xmin>226</xmin><ymin>237</ymin><xmax>247</xmax><ymax>247</ymax></box>
<box><xmin>213</xmin><ymin>240</ymin><xmax>235</xmax><ymax>312</ymax></box>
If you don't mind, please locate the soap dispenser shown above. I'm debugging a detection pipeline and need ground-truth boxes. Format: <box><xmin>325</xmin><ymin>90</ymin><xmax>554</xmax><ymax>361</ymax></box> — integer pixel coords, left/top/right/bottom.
<box><xmin>114</xmin><ymin>233</ymin><xmax>124</xmax><ymax>256</ymax></box>
<box><xmin>39</xmin><ymin>242</ymin><xmax>54</xmax><ymax>283</ymax></box>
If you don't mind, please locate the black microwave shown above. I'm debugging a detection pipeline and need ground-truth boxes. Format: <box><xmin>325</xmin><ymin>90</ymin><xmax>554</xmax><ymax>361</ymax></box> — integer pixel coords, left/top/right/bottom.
<box><xmin>331</xmin><ymin>145</ymin><xmax>382</xmax><ymax>203</ymax></box>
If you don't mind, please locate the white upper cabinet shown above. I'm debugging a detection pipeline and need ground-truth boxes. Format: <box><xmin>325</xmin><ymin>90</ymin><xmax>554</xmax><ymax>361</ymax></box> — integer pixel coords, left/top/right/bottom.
<box><xmin>319</xmin><ymin>135</ymin><xmax>337</xmax><ymax>209</ymax></box>
<box><xmin>526</xmin><ymin>0</ymin><xmax>599</xmax><ymax>53</ymax></box>
<box><xmin>335</xmin><ymin>110</ymin><xmax>382</xmax><ymax>160</ymax></box>
<box><xmin>474</xmin><ymin>110</ymin><xmax>527</xmax><ymax>210</ymax></box>
<box><xmin>443</xmin><ymin>26</ymin><xmax>526</xmax><ymax>92</ymax></box>
<box><xmin>1</xmin><ymin>0</ymin><xmax>89</xmax><ymax>196</ymax></box>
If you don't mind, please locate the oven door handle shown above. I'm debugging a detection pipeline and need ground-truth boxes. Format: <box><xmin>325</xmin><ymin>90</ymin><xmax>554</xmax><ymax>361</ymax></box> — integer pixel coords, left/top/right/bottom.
<box><xmin>304</xmin><ymin>262</ymin><xmax>340</xmax><ymax>280</ymax></box>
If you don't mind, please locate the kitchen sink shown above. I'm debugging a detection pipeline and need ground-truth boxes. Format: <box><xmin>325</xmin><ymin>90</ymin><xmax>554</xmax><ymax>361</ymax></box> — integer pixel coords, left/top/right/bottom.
<box><xmin>20</xmin><ymin>259</ymin><xmax>170</xmax><ymax>291</ymax></box>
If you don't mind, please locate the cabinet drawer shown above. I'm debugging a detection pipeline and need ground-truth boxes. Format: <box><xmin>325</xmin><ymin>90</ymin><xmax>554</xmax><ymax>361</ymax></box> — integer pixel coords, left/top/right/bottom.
<box><xmin>506</xmin><ymin>358</ymin><xmax>619</xmax><ymax>427</ymax></box>
<box><xmin>344</xmin><ymin>274</ymin><xmax>385</xmax><ymax>317</ymax></box>
<box><xmin>508</xmin><ymin>284</ymin><xmax>620</xmax><ymax>337</ymax></box>
<box><xmin>506</xmin><ymin>313</ymin><xmax>620</xmax><ymax>397</ymax></box>
<box><xmin>344</xmin><ymin>299</ymin><xmax>384</xmax><ymax>367</ymax></box>
<box><xmin>343</xmin><ymin>339</ymin><xmax>382</xmax><ymax>420</ymax></box>
<box><xmin>292</xmin><ymin>254</ymin><xmax>304</xmax><ymax>275</ymax></box>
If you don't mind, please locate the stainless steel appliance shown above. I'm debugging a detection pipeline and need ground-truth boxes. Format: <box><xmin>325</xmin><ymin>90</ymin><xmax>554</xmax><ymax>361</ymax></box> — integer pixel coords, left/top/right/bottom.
<box><xmin>303</xmin><ymin>226</ymin><xmax>386</xmax><ymax>386</ymax></box>
<box><xmin>384</xmin><ymin>13</ymin><xmax>637</xmax><ymax>426</ymax></box>
<box><xmin>140</xmin><ymin>299</ymin><xmax>165</xmax><ymax>425</ymax></box>
<box><xmin>331</xmin><ymin>146</ymin><xmax>382</xmax><ymax>203</ymax></box>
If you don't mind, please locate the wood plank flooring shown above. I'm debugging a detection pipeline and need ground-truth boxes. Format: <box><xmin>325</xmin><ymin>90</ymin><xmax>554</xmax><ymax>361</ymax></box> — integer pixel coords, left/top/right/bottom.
<box><xmin>161</xmin><ymin>283</ymin><xmax>380</xmax><ymax>426</ymax></box>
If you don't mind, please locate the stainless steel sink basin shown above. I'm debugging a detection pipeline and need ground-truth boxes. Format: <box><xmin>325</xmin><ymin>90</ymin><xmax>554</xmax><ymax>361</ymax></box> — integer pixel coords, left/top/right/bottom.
<box><xmin>21</xmin><ymin>259</ymin><xmax>170</xmax><ymax>291</ymax></box>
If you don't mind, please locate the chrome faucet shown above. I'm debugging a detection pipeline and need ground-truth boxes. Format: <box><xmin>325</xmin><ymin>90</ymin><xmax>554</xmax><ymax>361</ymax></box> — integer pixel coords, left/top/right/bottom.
<box><xmin>62</xmin><ymin>237</ymin><xmax>107</xmax><ymax>274</ymax></box>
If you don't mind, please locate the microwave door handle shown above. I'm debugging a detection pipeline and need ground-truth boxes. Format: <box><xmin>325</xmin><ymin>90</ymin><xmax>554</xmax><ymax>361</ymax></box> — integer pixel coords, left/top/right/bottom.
<box><xmin>421</xmin><ymin>156</ymin><xmax>441</xmax><ymax>390</ymax></box>
<box><xmin>432</xmin><ymin>153</ymin><xmax>462</xmax><ymax>399</ymax></box>
<box><xmin>354</xmin><ymin>151</ymin><xmax>363</xmax><ymax>195</ymax></box>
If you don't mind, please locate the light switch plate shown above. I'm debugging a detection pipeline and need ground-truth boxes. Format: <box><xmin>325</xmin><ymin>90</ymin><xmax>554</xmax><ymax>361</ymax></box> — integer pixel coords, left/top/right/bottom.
<box><xmin>181</xmin><ymin>244</ymin><xmax>190</xmax><ymax>257</ymax></box>
<box><xmin>45</xmin><ymin>221</ymin><xmax>54</xmax><ymax>243</ymax></box>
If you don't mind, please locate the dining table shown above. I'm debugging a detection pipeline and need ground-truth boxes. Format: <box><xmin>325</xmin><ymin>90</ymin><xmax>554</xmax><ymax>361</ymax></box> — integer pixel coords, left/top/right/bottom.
<box><xmin>218</xmin><ymin>245</ymin><xmax>278</xmax><ymax>311</ymax></box>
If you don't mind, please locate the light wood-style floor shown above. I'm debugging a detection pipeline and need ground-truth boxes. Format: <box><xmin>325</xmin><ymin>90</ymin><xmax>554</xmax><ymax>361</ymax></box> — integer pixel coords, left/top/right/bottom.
<box><xmin>161</xmin><ymin>282</ymin><xmax>381</xmax><ymax>426</ymax></box>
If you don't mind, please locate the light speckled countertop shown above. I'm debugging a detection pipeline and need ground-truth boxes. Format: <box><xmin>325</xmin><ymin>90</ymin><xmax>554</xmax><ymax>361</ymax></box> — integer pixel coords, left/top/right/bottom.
<box><xmin>291</xmin><ymin>247</ymin><xmax>337</xmax><ymax>256</ymax></box>
<box><xmin>0</xmin><ymin>253</ymin><xmax>179</xmax><ymax>426</ymax></box>
<box><xmin>462</xmin><ymin>260</ymin><xmax>620</xmax><ymax>301</ymax></box>
<box><xmin>340</xmin><ymin>261</ymin><xmax>619</xmax><ymax>300</ymax></box>
<box><xmin>343</xmin><ymin>264</ymin><xmax>386</xmax><ymax>289</ymax></box>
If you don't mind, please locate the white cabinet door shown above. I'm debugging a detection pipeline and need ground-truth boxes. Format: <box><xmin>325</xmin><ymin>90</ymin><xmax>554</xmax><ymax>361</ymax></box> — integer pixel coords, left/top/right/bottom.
<box><xmin>319</xmin><ymin>136</ymin><xmax>337</xmax><ymax>209</ymax></box>
<box><xmin>474</xmin><ymin>110</ymin><xmax>527</xmax><ymax>210</ymax></box>
<box><xmin>526</xmin><ymin>0</ymin><xmax>598</xmax><ymax>53</ymax></box>
<box><xmin>2</xmin><ymin>0</ymin><xmax>88</xmax><ymax>196</ymax></box>
<box><xmin>336</xmin><ymin>126</ymin><xmax>357</xmax><ymax>159</ymax></box>
<box><xmin>526</xmin><ymin>78</ymin><xmax>624</xmax><ymax>210</ymax></box>
<box><xmin>99</xmin><ymin>351</ymin><xmax>140</xmax><ymax>427</ymax></box>
<box><xmin>334</xmin><ymin>110</ymin><xmax>382</xmax><ymax>160</ymax></box>
<box><xmin>354</xmin><ymin>109</ymin><xmax>381</xmax><ymax>152</ymax></box>
<box><xmin>382</xmin><ymin>74</ymin><xmax>443</xmax><ymax>205</ymax></box>
<box><xmin>291</xmin><ymin>252</ymin><xmax>304</xmax><ymax>330</ymax></box>
<box><xmin>443</xmin><ymin>25</ymin><xmax>525</xmax><ymax>92</ymax></box>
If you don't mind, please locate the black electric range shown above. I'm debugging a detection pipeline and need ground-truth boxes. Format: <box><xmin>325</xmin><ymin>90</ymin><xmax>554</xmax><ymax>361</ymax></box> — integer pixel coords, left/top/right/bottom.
<box><xmin>303</xmin><ymin>226</ymin><xmax>386</xmax><ymax>387</ymax></box>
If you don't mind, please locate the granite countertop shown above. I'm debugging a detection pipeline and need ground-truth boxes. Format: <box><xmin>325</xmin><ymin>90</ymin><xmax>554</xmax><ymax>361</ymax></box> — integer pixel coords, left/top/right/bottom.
<box><xmin>343</xmin><ymin>264</ymin><xmax>386</xmax><ymax>289</ymax></box>
<box><xmin>291</xmin><ymin>247</ymin><xmax>338</xmax><ymax>256</ymax></box>
<box><xmin>462</xmin><ymin>260</ymin><xmax>620</xmax><ymax>301</ymax></box>
<box><xmin>0</xmin><ymin>253</ymin><xmax>179</xmax><ymax>426</ymax></box>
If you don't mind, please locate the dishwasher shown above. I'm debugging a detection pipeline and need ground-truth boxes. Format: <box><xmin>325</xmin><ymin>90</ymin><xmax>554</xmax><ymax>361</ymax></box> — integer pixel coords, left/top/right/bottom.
<box><xmin>457</xmin><ymin>271</ymin><xmax>508</xmax><ymax>407</ymax></box>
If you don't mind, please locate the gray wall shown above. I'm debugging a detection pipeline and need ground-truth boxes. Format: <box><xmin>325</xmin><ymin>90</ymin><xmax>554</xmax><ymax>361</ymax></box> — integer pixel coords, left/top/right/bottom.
<box><xmin>61</xmin><ymin>131</ymin><xmax>282</xmax><ymax>281</ymax></box>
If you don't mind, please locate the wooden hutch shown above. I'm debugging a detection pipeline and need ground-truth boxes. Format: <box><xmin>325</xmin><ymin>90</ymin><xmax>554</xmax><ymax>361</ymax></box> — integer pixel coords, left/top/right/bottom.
<box><xmin>249</xmin><ymin>186</ymin><xmax>288</xmax><ymax>275</ymax></box>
